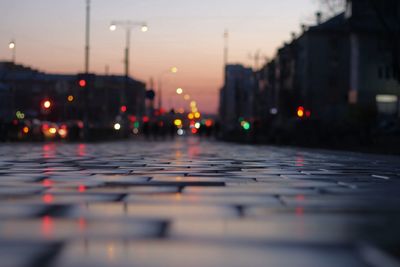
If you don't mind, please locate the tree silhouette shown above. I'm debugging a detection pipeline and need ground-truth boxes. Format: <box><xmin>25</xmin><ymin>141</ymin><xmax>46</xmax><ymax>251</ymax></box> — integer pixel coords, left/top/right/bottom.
<box><xmin>317</xmin><ymin>0</ymin><xmax>346</xmax><ymax>17</ymax></box>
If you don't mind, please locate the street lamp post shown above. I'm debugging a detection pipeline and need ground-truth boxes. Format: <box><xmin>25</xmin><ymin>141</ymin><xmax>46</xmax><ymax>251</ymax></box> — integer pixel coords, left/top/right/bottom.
<box><xmin>157</xmin><ymin>67</ymin><xmax>178</xmax><ymax>112</ymax></box>
<box><xmin>81</xmin><ymin>0</ymin><xmax>91</xmax><ymax>141</ymax></box>
<box><xmin>109</xmin><ymin>21</ymin><xmax>148</xmax><ymax>112</ymax></box>
<box><xmin>85</xmin><ymin>0</ymin><xmax>90</xmax><ymax>74</ymax></box>
<box><xmin>8</xmin><ymin>40</ymin><xmax>16</xmax><ymax>63</ymax></box>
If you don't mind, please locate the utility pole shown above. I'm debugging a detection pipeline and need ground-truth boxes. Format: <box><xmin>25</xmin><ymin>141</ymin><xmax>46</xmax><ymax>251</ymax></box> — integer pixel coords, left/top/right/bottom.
<box><xmin>248</xmin><ymin>50</ymin><xmax>261</xmax><ymax>71</ymax></box>
<box><xmin>83</xmin><ymin>0</ymin><xmax>91</xmax><ymax>140</ymax></box>
<box><xmin>85</xmin><ymin>0</ymin><xmax>90</xmax><ymax>74</ymax></box>
<box><xmin>157</xmin><ymin>78</ymin><xmax>163</xmax><ymax>111</ymax></box>
<box><xmin>223</xmin><ymin>29</ymin><xmax>229</xmax><ymax>83</ymax></box>
<box><xmin>105</xmin><ymin>65</ymin><xmax>110</xmax><ymax>75</ymax></box>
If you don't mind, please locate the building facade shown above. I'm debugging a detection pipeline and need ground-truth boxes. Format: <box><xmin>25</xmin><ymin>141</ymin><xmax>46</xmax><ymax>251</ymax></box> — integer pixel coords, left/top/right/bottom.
<box><xmin>219</xmin><ymin>64</ymin><xmax>256</xmax><ymax>133</ymax></box>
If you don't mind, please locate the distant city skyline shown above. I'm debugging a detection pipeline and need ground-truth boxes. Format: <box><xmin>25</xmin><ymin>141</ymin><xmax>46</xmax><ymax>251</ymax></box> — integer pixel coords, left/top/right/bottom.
<box><xmin>0</xmin><ymin>0</ymin><xmax>319</xmax><ymax>113</ymax></box>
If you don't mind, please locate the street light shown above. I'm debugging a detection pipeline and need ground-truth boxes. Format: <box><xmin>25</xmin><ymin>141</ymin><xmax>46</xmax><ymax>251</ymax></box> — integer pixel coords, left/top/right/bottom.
<box><xmin>176</xmin><ymin>88</ymin><xmax>183</xmax><ymax>95</ymax></box>
<box><xmin>109</xmin><ymin>24</ymin><xmax>117</xmax><ymax>31</ymax></box>
<box><xmin>43</xmin><ymin>100</ymin><xmax>52</xmax><ymax>109</ymax></box>
<box><xmin>141</xmin><ymin>25</ymin><xmax>149</xmax><ymax>32</ymax></box>
<box><xmin>109</xmin><ymin>20</ymin><xmax>148</xmax><ymax>114</ymax></box>
<box><xmin>109</xmin><ymin>20</ymin><xmax>148</xmax><ymax>79</ymax></box>
<box><xmin>8</xmin><ymin>40</ymin><xmax>16</xmax><ymax>63</ymax></box>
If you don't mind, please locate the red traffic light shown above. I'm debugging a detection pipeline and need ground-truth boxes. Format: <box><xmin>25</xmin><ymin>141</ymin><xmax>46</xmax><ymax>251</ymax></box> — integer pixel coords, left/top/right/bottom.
<box><xmin>120</xmin><ymin>105</ymin><xmax>127</xmax><ymax>113</ymax></box>
<box><xmin>78</xmin><ymin>79</ymin><xmax>87</xmax><ymax>87</ymax></box>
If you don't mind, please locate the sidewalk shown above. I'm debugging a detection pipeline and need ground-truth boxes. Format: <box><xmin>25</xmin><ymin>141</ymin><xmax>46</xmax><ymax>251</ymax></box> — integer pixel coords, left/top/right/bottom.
<box><xmin>0</xmin><ymin>139</ymin><xmax>399</xmax><ymax>267</ymax></box>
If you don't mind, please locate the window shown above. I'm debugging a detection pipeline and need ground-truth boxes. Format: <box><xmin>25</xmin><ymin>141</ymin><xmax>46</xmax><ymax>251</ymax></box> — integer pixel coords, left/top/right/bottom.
<box><xmin>376</xmin><ymin>94</ymin><xmax>398</xmax><ymax>115</ymax></box>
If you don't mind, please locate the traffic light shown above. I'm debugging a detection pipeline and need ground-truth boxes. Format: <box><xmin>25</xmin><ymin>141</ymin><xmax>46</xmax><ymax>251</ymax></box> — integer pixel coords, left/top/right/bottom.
<box><xmin>78</xmin><ymin>79</ymin><xmax>86</xmax><ymax>88</ymax></box>
<box><xmin>242</xmin><ymin>121</ymin><xmax>251</xmax><ymax>131</ymax></box>
<box><xmin>297</xmin><ymin>106</ymin><xmax>311</xmax><ymax>118</ymax></box>
<box><xmin>76</xmin><ymin>73</ymin><xmax>95</xmax><ymax>89</ymax></box>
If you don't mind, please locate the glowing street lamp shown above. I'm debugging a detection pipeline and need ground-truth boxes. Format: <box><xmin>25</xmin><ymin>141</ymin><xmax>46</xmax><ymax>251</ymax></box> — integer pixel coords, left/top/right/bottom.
<box><xmin>8</xmin><ymin>39</ymin><xmax>16</xmax><ymax>62</ymax></box>
<box><xmin>8</xmin><ymin>41</ymin><xmax>15</xmax><ymax>49</ymax></box>
<box><xmin>176</xmin><ymin>88</ymin><xmax>183</xmax><ymax>95</ymax></box>
<box><xmin>43</xmin><ymin>100</ymin><xmax>52</xmax><ymax>109</ymax></box>
<box><xmin>114</xmin><ymin>123</ymin><xmax>121</xmax><ymax>131</ymax></box>
<box><xmin>109</xmin><ymin>24</ymin><xmax>117</xmax><ymax>31</ymax></box>
<box><xmin>141</xmin><ymin>24</ymin><xmax>148</xmax><ymax>32</ymax></box>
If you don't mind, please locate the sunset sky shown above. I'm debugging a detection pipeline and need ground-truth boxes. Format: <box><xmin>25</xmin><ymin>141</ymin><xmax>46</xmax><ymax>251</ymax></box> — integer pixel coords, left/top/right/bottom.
<box><xmin>0</xmin><ymin>0</ymin><xmax>319</xmax><ymax>114</ymax></box>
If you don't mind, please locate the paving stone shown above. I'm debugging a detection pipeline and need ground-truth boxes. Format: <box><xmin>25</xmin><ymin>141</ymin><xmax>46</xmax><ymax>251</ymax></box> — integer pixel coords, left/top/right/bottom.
<box><xmin>125</xmin><ymin>193</ymin><xmax>281</xmax><ymax>206</ymax></box>
<box><xmin>54</xmin><ymin>240</ymin><xmax>370</xmax><ymax>267</ymax></box>
<box><xmin>169</xmin><ymin>215</ymin><xmax>385</xmax><ymax>244</ymax></box>
<box><xmin>0</xmin><ymin>204</ymin><xmax>48</xmax><ymax>218</ymax></box>
<box><xmin>68</xmin><ymin>202</ymin><xmax>238</xmax><ymax>220</ymax></box>
<box><xmin>82</xmin><ymin>186</ymin><xmax>180</xmax><ymax>194</ymax></box>
<box><xmin>0</xmin><ymin>241</ymin><xmax>59</xmax><ymax>267</ymax></box>
<box><xmin>5</xmin><ymin>193</ymin><xmax>123</xmax><ymax>205</ymax></box>
<box><xmin>183</xmin><ymin>186</ymin><xmax>318</xmax><ymax>196</ymax></box>
<box><xmin>0</xmin><ymin>217</ymin><xmax>166</xmax><ymax>241</ymax></box>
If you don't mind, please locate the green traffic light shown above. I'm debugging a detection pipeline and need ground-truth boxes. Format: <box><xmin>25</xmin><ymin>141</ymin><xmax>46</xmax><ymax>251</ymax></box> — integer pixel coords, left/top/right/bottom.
<box><xmin>243</xmin><ymin>122</ymin><xmax>251</xmax><ymax>131</ymax></box>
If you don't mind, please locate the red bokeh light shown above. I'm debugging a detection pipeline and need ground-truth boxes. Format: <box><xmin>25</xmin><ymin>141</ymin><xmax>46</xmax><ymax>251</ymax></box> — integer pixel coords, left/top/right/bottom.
<box><xmin>43</xmin><ymin>194</ymin><xmax>54</xmax><ymax>204</ymax></box>
<box><xmin>78</xmin><ymin>185</ymin><xmax>86</xmax><ymax>193</ymax></box>
<box><xmin>42</xmin><ymin>179</ymin><xmax>54</xmax><ymax>187</ymax></box>
<box><xmin>128</xmin><ymin>115</ymin><xmax>137</xmax><ymax>122</ymax></box>
<box><xmin>205</xmin><ymin>119</ymin><xmax>213</xmax><ymax>127</ymax></box>
<box><xmin>79</xmin><ymin>79</ymin><xmax>86</xmax><ymax>87</ymax></box>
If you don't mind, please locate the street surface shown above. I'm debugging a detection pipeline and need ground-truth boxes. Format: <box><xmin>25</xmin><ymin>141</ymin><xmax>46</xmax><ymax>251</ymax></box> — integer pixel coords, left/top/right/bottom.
<box><xmin>0</xmin><ymin>138</ymin><xmax>400</xmax><ymax>267</ymax></box>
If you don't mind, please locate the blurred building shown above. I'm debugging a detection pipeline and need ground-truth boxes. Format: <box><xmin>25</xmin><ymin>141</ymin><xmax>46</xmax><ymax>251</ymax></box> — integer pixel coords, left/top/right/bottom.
<box><xmin>0</xmin><ymin>61</ymin><xmax>146</xmax><ymax>128</ymax></box>
<box><xmin>258</xmin><ymin>0</ymin><xmax>400</xmax><ymax>121</ymax></box>
<box><xmin>346</xmin><ymin>0</ymin><xmax>400</xmax><ymax>118</ymax></box>
<box><xmin>219</xmin><ymin>0</ymin><xmax>400</xmax><ymax>142</ymax></box>
<box><xmin>0</xmin><ymin>82</ymin><xmax>14</xmax><ymax>123</ymax></box>
<box><xmin>219</xmin><ymin>64</ymin><xmax>256</xmax><ymax>133</ymax></box>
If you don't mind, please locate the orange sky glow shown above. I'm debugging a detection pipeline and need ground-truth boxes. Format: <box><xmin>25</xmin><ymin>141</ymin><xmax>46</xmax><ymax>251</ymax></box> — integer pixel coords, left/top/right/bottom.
<box><xmin>0</xmin><ymin>0</ymin><xmax>318</xmax><ymax>114</ymax></box>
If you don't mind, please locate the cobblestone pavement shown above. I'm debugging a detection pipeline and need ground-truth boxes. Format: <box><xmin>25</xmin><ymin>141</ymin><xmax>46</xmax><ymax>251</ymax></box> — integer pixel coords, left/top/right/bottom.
<box><xmin>0</xmin><ymin>138</ymin><xmax>400</xmax><ymax>267</ymax></box>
